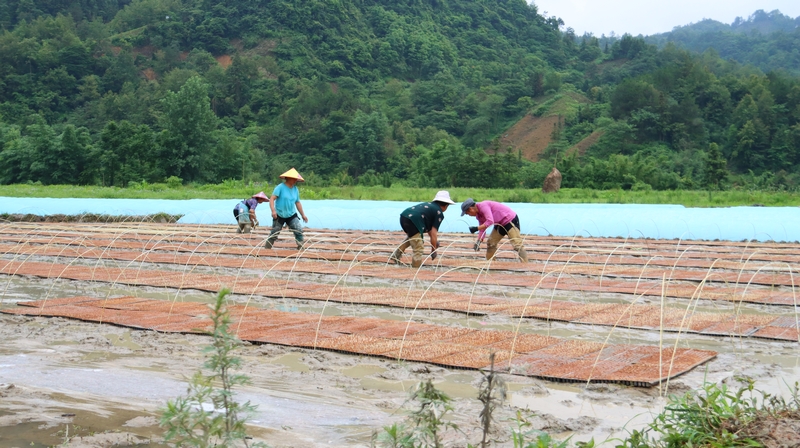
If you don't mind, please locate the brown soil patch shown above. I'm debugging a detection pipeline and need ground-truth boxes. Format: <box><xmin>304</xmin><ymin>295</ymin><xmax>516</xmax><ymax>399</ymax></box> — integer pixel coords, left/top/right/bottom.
<box><xmin>110</xmin><ymin>46</ymin><xmax>122</xmax><ymax>56</ymax></box>
<box><xmin>566</xmin><ymin>130</ymin><xmax>605</xmax><ymax>157</ymax></box>
<box><xmin>497</xmin><ymin>115</ymin><xmax>560</xmax><ymax>162</ymax></box>
<box><xmin>216</xmin><ymin>54</ymin><xmax>233</xmax><ymax>69</ymax></box>
<box><xmin>141</xmin><ymin>68</ymin><xmax>157</xmax><ymax>81</ymax></box>
<box><xmin>737</xmin><ymin>410</ymin><xmax>800</xmax><ymax>447</ymax></box>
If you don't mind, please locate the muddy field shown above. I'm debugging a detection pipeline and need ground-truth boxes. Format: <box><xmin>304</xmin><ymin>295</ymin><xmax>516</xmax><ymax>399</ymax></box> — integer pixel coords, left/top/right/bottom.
<box><xmin>1</xmin><ymin>222</ymin><xmax>799</xmax><ymax>447</ymax></box>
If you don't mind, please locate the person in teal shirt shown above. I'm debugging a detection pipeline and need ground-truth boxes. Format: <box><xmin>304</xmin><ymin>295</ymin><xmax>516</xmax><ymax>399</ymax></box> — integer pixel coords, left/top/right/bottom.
<box><xmin>390</xmin><ymin>190</ymin><xmax>455</xmax><ymax>268</ymax></box>
<box><xmin>264</xmin><ymin>168</ymin><xmax>309</xmax><ymax>250</ymax></box>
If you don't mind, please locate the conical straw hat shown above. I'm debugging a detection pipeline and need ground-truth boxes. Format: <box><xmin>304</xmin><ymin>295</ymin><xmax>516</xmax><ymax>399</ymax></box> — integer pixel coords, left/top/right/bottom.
<box><xmin>279</xmin><ymin>168</ymin><xmax>304</xmax><ymax>182</ymax></box>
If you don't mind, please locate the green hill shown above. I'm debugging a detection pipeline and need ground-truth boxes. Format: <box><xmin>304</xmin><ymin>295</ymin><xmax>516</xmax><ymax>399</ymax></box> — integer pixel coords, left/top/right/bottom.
<box><xmin>0</xmin><ymin>1</ymin><xmax>799</xmax><ymax>192</ymax></box>
<box><xmin>646</xmin><ymin>9</ymin><xmax>800</xmax><ymax>75</ymax></box>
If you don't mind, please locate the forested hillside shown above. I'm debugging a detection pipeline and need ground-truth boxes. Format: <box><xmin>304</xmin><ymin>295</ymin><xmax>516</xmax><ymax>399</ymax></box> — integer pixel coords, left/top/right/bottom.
<box><xmin>646</xmin><ymin>10</ymin><xmax>800</xmax><ymax>76</ymax></box>
<box><xmin>1</xmin><ymin>0</ymin><xmax>799</xmax><ymax>191</ymax></box>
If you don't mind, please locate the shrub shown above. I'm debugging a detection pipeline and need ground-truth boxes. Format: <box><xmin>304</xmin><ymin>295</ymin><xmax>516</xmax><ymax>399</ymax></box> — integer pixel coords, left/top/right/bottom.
<box><xmin>160</xmin><ymin>289</ymin><xmax>268</xmax><ymax>448</ymax></box>
<box><xmin>166</xmin><ymin>176</ymin><xmax>183</xmax><ymax>188</ymax></box>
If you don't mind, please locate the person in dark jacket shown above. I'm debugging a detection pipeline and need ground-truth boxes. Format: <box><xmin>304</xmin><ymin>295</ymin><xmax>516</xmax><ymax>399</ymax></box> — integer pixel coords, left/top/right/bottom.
<box><xmin>390</xmin><ymin>190</ymin><xmax>455</xmax><ymax>268</ymax></box>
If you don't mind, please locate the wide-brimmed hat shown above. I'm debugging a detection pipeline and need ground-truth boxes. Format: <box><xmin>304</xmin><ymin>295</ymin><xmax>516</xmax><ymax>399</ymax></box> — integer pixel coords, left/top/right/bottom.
<box><xmin>460</xmin><ymin>198</ymin><xmax>476</xmax><ymax>216</ymax></box>
<box><xmin>279</xmin><ymin>168</ymin><xmax>305</xmax><ymax>182</ymax></box>
<box><xmin>252</xmin><ymin>191</ymin><xmax>268</xmax><ymax>202</ymax></box>
<box><xmin>432</xmin><ymin>190</ymin><xmax>455</xmax><ymax>205</ymax></box>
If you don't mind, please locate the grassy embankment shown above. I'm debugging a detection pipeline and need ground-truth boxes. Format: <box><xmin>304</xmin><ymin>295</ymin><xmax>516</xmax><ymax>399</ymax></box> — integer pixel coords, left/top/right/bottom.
<box><xmin>2</xmin><ymin>183</ymin><xmax>800</xmax><ymax>207</ymax></box>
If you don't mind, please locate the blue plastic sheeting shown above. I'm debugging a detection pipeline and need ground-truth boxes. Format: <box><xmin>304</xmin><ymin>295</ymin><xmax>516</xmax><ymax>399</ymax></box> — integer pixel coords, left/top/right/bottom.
<box><xmin>1</xmin><ymin>197</ymin><xmax>798</xmax><ymax>242</ymax></box>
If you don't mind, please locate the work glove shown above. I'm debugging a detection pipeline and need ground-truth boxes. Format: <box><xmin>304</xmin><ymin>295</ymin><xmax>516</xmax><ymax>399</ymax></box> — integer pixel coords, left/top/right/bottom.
<box><xmin>469</xmin><ymin>226</ymin><xmax>479</xmax><ymax>234</ymax></box>
<box><xmin>473</xmin><ymin>240</ymin><xmax>482</xmax><ymax>252</ymax></box>
<box><xmin>430</xmin><ymin>249</ymin><xmax>437</xmax><ymax>260</ymax></box>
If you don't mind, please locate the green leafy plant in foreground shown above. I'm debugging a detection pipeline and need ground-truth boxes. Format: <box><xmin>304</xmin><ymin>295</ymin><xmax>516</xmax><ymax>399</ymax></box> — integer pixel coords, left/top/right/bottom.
<box><xmin>618</xmin><ymin>377</ymin><xmax>800</xmax><ymax>448</ymax></box>
<box><xmin>508</xmin><ymin>410</ymin><xmax>578</xmax><ymax>448</ymax></box>
<box><xmin>476</xmin><ymin>353</ymin><xmax>507</xmax><ymax>447</ymax></box>
<box><xmin>160</xmin><ymin>289</ymin><xmax>267</xmax><ymax>448</ymax></box>
<box><xmin>373</xmin><ymin>379</ymin><xmax>459</xmax><ymax>448</ymax></box>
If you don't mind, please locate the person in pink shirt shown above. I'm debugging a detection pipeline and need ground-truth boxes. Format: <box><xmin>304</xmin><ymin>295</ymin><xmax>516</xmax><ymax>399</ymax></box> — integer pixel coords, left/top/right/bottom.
<box><xmin>460</xmin><ymin>198</ymin><xmax>528</xmax><ymax>262</ymax></box>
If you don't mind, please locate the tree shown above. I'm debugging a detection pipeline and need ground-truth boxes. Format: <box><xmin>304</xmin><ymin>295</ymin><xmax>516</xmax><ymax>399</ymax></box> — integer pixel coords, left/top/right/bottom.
<box><xmin>704</xmin><ymin>142</ymin><xmax>728</xmax><ymax>189</ymax></box>
<box><xmin>26</xmin><ymin>119</ymin><xmax>60</xmax><ymax>184</ymax></box>
<box><xmin>97</xmin><ymin>120</ymin><xmax>157</xmax><ymax>186</ymax></box>
<box><xmin>0</xmin><ymin>125</ymin><xmax>34</xmax><ymax>184</ymax></box>
<box><xmin>53</xmin><ymin>125</ymin><xmax>90</xmax><ymax>184</ymax></box>
<box><xmin>102</xmin><ymin>50</ymin><xmax>139</xmax><ymax>92</ymax></box>
<box><xmin>344</xmin><ymin>110</ymin><xmax>388</xmax><ymax>177</ymax></box>
<box><xmin>160</xmin><ymin>76</ymin><xmax>218</xmax><ymax>181</ymax></box>
<box><xmin>610</xmin><ymin>80</ymin><xmax>661</xmax><ymax>119</ymax></box>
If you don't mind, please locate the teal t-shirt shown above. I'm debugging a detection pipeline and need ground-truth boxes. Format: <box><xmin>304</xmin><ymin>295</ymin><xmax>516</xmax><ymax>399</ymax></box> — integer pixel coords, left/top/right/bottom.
<box><xmin>272</xmin><ymin>182</ymin><xmax>300</xmax><ymax>218</ymax></box>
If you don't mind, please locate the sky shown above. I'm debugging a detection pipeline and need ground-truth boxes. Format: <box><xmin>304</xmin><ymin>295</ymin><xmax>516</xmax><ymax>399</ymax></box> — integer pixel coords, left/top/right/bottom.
<box><xmin>531</xmin><ymin>0</ymin><xmax>800</xmax><ymax>37</ymax></box>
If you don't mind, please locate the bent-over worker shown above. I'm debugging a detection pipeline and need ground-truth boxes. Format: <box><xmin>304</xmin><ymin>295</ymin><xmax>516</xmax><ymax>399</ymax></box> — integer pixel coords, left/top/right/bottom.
<box><xmin>233</xmin><ymin>191</ymin><xmax>268</xmax><ymax>233</ymax></box>
<box><xmin>461</xmin><ymin>198</ymin><xmax>528</xmax><ymax>262</ymax></box>
<box><xmin>390</xmin><ymin>190</ymin><xmax>455</xmax><ymax>268</ymax></box>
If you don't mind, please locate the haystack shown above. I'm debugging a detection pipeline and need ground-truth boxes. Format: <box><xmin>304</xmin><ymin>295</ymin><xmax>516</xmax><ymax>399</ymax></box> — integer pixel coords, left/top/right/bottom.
<box><xmin>542</xmin><ymin>167</ymin><xmax>562</xmax><ymax>193</ymax></box>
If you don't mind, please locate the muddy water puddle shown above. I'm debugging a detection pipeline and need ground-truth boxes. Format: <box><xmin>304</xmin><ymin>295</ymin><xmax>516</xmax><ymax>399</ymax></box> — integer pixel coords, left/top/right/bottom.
<box><xmin>273</xmin><ymin>352</ymin><xmax>311</xmax><ymax>372</ymax></box>
<box><xmin>0</xmin><ymin>408</ymin><xmax>166</xmax><ymax>448</ymax></box>
<box><xmin>1</xmin><ymin>342</ymin><xmax>391</xmax><ymax>446</ymax></box>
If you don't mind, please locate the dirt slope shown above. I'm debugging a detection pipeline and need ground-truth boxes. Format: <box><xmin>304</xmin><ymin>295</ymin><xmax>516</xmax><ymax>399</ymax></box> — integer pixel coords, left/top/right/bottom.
<box><xmin>566</xmin><ymin>130</ymin><xmax>605</xmax><ymax>157</ymax></box>
<box><xmin>496</xmin><ymin>115</ymin><xmax>560</xmax><ymax>162</ymax></box>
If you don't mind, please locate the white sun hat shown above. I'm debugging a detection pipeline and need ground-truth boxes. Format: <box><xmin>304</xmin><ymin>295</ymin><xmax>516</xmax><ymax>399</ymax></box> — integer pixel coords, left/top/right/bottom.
<box><xmin>432</xmin><ymin>190</ymin><xmax>455</xmax><ymax>204</ymax></box>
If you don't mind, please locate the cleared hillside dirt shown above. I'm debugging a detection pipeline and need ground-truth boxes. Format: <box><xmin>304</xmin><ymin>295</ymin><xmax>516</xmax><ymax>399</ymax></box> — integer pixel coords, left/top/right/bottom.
<box><xmin>216</xmin><ymin>54</ymin><xmax>233</xmax><ymax>69</ymax></box>
<box><xmin>496</xmin><ymin>92</ymin><xmax>593</xmax><ymax>162</ymax></box>
<box><xmin>496</xmin><ymin>114</ymin><xmax>560</xmax><ymax>162</ymax></box>
<box><xmin>566</xmin><ymin>130</ymin><xmax>605</xmax><ymax>157</ymax></box>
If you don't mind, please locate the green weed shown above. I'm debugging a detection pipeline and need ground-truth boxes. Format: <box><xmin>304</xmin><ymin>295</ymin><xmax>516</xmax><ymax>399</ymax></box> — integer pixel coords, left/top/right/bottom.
<box><xmin>507</xmin><ymin>410</ymin><xmax>573</xmax><ymax>448</ymax></box>
<box><xmin>373</xmin><ymin>379</ymin><xmax>458</xmax><ymax>448</ymax></box>
<box><xmin>476</xmin><ymin>353</ymin><xmax>507</xmax><ymax>448</ymax></box>
<box><xmin>617</xmin><ymin>377</ymin><xmax>800</xmax><ymax>448</ymax></box>
<box><xmin>159</xmin><ymin>289</ymin><xmax>267</xmax><ymax>448</ymax></box>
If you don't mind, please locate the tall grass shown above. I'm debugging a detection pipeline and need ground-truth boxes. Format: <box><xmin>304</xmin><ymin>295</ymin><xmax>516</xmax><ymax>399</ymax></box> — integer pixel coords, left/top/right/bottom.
<box><xmin>3</xmin><ymin>183</ymin><xmax>800</xmax><ymax>207</ymax></box>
